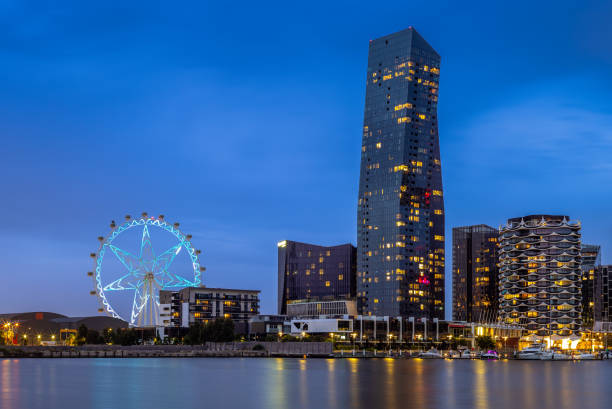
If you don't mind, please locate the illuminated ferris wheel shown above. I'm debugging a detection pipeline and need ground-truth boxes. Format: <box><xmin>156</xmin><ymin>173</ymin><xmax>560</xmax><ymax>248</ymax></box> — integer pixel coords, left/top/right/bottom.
<box><xmin>88</xmin><ymin>213</ymin><xmax>205</xmax><ymax>327</ymax></box>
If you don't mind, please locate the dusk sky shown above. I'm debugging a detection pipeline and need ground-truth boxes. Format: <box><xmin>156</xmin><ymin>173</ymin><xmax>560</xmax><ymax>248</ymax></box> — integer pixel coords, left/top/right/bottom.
<box><xmin>1</xmin><ymin>1</ymin><xmax>611</xmax><ymax>319</ymax></box>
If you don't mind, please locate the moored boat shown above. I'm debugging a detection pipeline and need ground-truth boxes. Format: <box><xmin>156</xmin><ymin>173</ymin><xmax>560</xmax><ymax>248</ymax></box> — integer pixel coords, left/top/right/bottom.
<box><xmin>419</xmin><ymin>348</ymin><xmax>443</xmax><ymax>359</ymax></box>
<box><xmin>517</xmin><ymin>343</ymin><xmax>546</xmax><ymax>360</ymax></box>
<box><xmin>480</xmin><ymin>350</ymin><xmax>499</xmax><ymax>360</ymax></box>
<box><xmin>448</xmin><ymin>350</ymin><xmax>461</xmax><ymax>359</ymax></box>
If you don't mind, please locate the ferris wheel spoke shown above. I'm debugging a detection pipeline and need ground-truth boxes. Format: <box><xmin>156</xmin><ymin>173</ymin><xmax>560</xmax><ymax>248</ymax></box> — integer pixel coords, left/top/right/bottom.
<box><xmin>109</xmin><ymin>245</ymin><xmax>141</xmax><ymax>273</ymax></box>
<box><xmin>140</xmin><ymin>225</ymin><xmax>156</xmax><ymax>270</ymax></box>
<box><xmin>154</xmin><ymin>244</ymin><xmax>182</xmax><ymax>273</ymax></box>
<box><xmin>130</xmin><ymin>286</ymin><xmax>148</xmax><ymax>325</ymax></box>
<box><xmin>103</xmin><ymin>273</ymin><xmax>141</xmax><ymax>291</ymax></box>
<box><xmin>157</xmin><ymin>270</ymin><xmax>197</xmax><ymax>288</ymax></box>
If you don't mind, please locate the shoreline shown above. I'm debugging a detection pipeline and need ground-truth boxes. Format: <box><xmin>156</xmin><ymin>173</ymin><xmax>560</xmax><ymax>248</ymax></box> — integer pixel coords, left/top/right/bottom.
<box><xmin>1</xmin><ymin>345</ymin><xmax>608</xmax><ymax>360</ymax></box>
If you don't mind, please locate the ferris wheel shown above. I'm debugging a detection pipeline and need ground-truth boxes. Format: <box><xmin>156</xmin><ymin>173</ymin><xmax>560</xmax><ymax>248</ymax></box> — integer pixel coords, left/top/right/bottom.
<box><xmin>88</xmin><ymin>213</ymin><xmax>204</xmax><ymax>327</ymax></box>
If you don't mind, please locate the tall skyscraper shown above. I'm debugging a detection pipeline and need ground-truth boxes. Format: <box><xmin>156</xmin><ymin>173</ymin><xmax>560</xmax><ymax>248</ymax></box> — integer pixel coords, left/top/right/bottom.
<box><xmin>277</xmin><ymin>240</ymin><xmax>356</xmax><ymax>315</ymax></box>
<box><xmin>580</xmin><ymin>244</ymin><xmax>601</xmax><ymax>328</ymax></box>
<box><xmin>452</xmin><ymin>225</ymin><xmax>499</xmax><ymax>322</ymax></box>
<box><xmin>356</xmin><ymin>28</ymin><xmax>445</xmax><ymax>319</ymax></box>
<box><xmin>498</xmin><ymin>215</ymin><xmax>582</xmax><ymax>336</ymax></box>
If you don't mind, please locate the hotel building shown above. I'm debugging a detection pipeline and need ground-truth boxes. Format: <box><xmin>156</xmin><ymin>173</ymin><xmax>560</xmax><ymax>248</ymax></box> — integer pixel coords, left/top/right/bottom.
<box><xmin>452</xmin><ymin>225</ymin><xmax>499</xmax><ymax>322</ymax></box>
<box><xmin>277</xmin><ymin>240</ymin><xmax>356</xmax><ymax>315</ymax></box>
<box><xmin>498</xmin><ymin>215</ymin><xmax>582</xmax><ymax>336</ymax></box>
<box><xmin>356</xmin><ymin>27</ymin><xmax>445</xmax><ymax>319</ymax></box>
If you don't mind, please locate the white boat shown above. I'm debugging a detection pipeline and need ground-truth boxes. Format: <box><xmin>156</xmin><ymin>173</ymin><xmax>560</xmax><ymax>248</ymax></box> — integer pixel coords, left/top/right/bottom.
<box><xmin>517</xmin><ymin>343</ymin><xmax>547</xmax><ymax>360</ymax></box>
<box><xmin>576</xmin><ymin>353</ymin><xmax>596</xmax><ymax>360</ymax></box>
<box><xmin>448</xmin><ymin>350</ymin><xmax>461</xmax><ymax>359</ymax></box>
<box><xmin>459</xmin><ymin>349</ymin><xmax>474</xmax><ymax>359</ymax></box>
<box><xmin>549</xmin><ymin>351</ymin><xmax>572</xmax><ymax>360</ymax></box>
<box><xmin>481</xmin><ymin>350</ymin><xmax>499</xmax><ymax>360</ymax></box>
<box><xmin>419</xmin><ymin>348</ymin><xmax>443</xmax><ymax>359</ymax></box>
<box><xmin>539</xmin><ymin>350</ymin><xmax>553</xmax><ymax>360</ymax></box>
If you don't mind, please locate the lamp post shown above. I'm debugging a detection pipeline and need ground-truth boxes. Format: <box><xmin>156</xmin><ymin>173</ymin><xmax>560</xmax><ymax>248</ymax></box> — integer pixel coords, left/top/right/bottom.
<box><xmin>351</xmin><ymin>332</ymin><xmax>357</xmax><ymax>355</ymax></box>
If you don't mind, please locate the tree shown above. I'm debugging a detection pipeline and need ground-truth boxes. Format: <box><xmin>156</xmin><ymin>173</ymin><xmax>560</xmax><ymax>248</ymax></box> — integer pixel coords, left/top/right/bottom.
<box><xmin>76</xmin><ymin>324</ymin><xmax>88</xmax><ymax>345</ymax></box>
<box><xmin>183</xmin><ymin>318</ymin><xmax>235</xmax><ymax>344</ymax></box>
<box><xmin>85</xmin><ymin>329</ymin><xmax>103</xmax><ymax>345</ymax></box>
<box><xmin>475</xmin><ymin>335</ymin><xmax>496</xmax><ymax>351</ymax></box>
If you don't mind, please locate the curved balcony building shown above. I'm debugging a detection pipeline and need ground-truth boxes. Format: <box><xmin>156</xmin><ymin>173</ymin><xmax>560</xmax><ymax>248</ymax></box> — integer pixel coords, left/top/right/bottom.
<box><xmin>498</xmin><ymin>215</ymin><xmax>582</xmax><ymax>336</ymax></box>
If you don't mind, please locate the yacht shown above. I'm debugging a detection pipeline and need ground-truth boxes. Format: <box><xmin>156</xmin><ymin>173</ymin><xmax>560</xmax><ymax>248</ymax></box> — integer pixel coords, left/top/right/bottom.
<box><xmin>549</xmin><ymin>351</ymin><xmax>572</xmax><ymax>360</ymax></box>
<box><xmin>419</xmin><ymin>348</ymin><xmax>443</xmax><ymax>359</ymax></box>
<box><xmin>517</xmin><ymin>343</ymin><xmax>547</xmax><ymax>360</ymax></box>
<box><xmin>448</xmin><ymin>350</ymin><xmax>461</xmax><ymax>359</ymax></box>
<box><xmin>480</xmin><ymin>350</ymin><xmax>499</xmax><ymax>360</ymax></box>
<box><xmin>576</xmin><ymin>352</ymin><xmax>596</xmax><ymax>360</ymax></box>
<box><xmin>459</xmin><ymin>349</ymin><xmax>474</xmax><ymax>359</ymax></box>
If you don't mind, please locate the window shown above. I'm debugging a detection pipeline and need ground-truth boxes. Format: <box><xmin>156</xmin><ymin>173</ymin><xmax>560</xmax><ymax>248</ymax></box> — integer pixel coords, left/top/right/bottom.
<box><xmin>325</xmin><ymin>281</ymin><xmax>330</xmax><ymax>287</ymax></box>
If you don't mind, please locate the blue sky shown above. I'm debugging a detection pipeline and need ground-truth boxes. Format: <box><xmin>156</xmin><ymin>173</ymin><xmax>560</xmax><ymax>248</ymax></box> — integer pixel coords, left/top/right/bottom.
<box><xmin>1</xmin><ymin>1</ymin><xmax>611</xmax><ymax>318</ymax></box>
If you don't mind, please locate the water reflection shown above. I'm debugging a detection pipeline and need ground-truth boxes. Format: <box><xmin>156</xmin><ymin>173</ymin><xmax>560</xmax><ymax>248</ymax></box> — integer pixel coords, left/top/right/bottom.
<box><xmin>474</xmin><ymin>360</ymin><xmax>489</xmax><ymax>409</ymax></box>
<box><xmin>0</xmin><ymin>358</ymin><xmax>609</xmax><ymax>409</ymax></box>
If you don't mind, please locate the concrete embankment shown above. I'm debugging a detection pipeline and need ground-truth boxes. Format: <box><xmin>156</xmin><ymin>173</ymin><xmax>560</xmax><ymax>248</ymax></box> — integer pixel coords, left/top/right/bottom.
<box><xmin>0</xmin><ymin>342</ymin><xmax>333</xmax><ymax>358</ymax></box>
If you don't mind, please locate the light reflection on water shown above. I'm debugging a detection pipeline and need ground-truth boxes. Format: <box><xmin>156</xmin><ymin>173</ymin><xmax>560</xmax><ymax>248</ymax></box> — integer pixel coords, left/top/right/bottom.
<box><xmin>0</xmin><ymin>358</ymin><xmax>610</xmax><ymax>409</ymax></box>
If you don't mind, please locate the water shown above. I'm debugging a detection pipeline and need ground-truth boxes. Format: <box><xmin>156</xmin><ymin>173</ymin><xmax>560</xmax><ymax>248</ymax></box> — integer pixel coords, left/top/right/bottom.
<box><xmin>1</xmin><ymin>358</ymin><xmax>610</xmax><ymax>409</ymax></box>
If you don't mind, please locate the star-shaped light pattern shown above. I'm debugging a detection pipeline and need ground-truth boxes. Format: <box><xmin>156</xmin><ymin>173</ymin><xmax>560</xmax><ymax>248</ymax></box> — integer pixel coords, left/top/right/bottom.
<box><xmin>103</xmin><ymin>224</ymin><xmax>197</xmax><ymax>326</ymax></box>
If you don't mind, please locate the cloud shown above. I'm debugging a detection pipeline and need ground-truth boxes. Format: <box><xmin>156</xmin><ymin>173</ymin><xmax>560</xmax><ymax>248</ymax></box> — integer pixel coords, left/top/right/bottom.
<box><xmin>448</xmin><ymin>90</ymin><xmax>612</xmax><ymax>182</ymax></box>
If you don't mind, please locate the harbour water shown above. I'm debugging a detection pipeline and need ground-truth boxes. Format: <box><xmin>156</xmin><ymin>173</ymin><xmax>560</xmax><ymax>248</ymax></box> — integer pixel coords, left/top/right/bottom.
<box><xmin>1</xmin><ymin>358</ymin><xmax>610</xmax><ymax>409</ymax></box>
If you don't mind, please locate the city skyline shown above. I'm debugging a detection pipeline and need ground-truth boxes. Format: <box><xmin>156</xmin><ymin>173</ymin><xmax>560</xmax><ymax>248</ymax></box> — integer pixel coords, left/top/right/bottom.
<box><xmin>1</xmin><ymin>1</ymin><xmax>612</xmax><ymax>318</ymax></box>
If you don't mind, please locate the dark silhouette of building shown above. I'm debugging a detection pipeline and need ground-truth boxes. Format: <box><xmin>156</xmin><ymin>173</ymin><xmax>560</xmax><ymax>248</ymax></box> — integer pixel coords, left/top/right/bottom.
<box><xmin>277</xmin><ymin>240</ymin><xmax>356</xmax><ymax>315</ymax></box>
<box><xmin>499</xmin><ymin>215</ymin><xmax>582</xmax><ymax>336</ymax></box>
<box><xmin>0</xmin><ymin>311</ymin><xmax>128</xmax><ymax>344</ymax></box>
<box><xmin>594</xmin><ymin>265</ymin><xmax>611</xmax><ymax>324</ymax></box>
<box><xmin>356</xmin><ymin>27</ymin><xmax>445</xmax><ymax>319</ymax></box>
<box><xmin>580</xmin><ymin>244</ymin><xmax>601</xmax><ymax>328</ymax></box>
<box><xmin>452</xmin><ymin>225</ymin><xmax>499</xmax><ymax>322</ymax></box>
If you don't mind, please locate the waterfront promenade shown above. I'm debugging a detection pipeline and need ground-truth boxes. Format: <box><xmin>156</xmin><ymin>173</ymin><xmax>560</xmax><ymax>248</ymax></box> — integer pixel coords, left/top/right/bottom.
<box><xmin>2</xmin><ymin>343</ymin><xmax>610</xmax><ymax>360</ymax></box>
<box><xmin>0</xmin><ymin>342</ymin><xmax>332</xmax><ymax>358</ymax></box>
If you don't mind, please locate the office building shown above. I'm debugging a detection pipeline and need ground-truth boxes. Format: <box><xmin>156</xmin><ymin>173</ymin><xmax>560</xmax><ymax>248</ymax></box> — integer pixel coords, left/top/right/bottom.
<box><xmin>580</xmin><ymin>244</ymin><xmax>601</xmax><ymax>328</ymax></box>
<box><xmin>498</xmin><ymin>215</ymin><xmax>582</xmax><ymax>336</ymax></box>
<box><xmin>594</xmin><ymin>265</ymin><xmax>611</xmax><ymax>324</ymax></box>
<box><xmin>159</xmin><ymin>286</ymin><xmax>260</xmax><ymax>334</ymax></box>
<box><xmin>356</xmin><ymin>27</ymin><xmax>445</xmax><ymax>318</ymax></box>
<box><xmin>277</xmin><ymin>240</ymin><xmax>356</xmax><ymax>315</ymax></box>
<box><xmin>452</xmin><ymin>225</ymin><xmax>499</xmax><ymax>322</ymax></box>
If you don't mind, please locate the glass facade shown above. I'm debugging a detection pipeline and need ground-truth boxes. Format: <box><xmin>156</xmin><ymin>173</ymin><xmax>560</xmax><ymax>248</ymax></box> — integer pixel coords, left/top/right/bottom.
<box><xmin>277</xmin><ymin>240</ymin><xmax>357</xmax><ymax>315</ymax></box>
<box><xmin>580</xmin><ymin>244</ymin><xmax>601</xmax><ymax>328</ymax></box>
<box><xmin>499</xmin><ymin>215</ymin><xmax>582</xmax><ymax>336</ymax></box>
<box><xmin>452</xmin><ymin>225</ymin><xmax>499</xmax><ymax>322</ymax></box>
<box><xmin>356</xmin><ymin>27</ymin><xmax>444</xmax><ymax>319</ymax></box>
<box><xmin>594</xmin><ymin>265</ymin><xmax>611</xmax><ymax>323</ymax></box>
